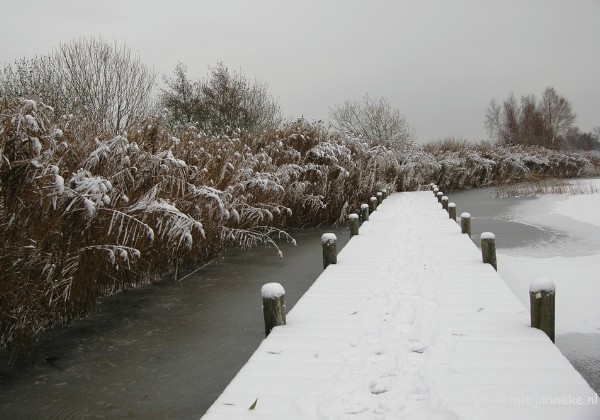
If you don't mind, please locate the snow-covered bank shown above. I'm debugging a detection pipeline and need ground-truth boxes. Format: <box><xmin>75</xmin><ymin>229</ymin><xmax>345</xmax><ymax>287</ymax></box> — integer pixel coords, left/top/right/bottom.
<box><xmin>203</xmin><ymin>192</ymin><xmax>598</xmax><ymax>419</ymax></box>
<box><xmin>498</xmin><ymin>178</ymin><xmax>600</xmax><ymax>334</ymax></box>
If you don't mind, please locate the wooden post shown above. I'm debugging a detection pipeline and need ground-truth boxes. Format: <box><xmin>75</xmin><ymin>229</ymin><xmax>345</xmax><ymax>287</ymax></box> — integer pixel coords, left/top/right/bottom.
<box><xmin>261</xmin><ymin>283</ymin><xmax>286</xmax><ymax>337</ymax></box>
<box><xmin>442</xmin><ymin>196</ymin><xmax>449</xmax><ymax>211</ymax></box>
<box><xmin>322</xmin><ymin>233</ymin><xmax>337</xmax><ymax>269</ymax></box>
<box><xmin>433</xmin><ymin>187</ymin><xmax>439</xmax><ymax>196</ymax></box>
<box><xmin>448</xmin><ymin>202</ymin><xmax>457</xmax><ymax>221</ymax></box>
<box><xmin>348</xmin><ymin>213</ymin><xmax>359</xmax><ymax>237</ymax></box>
<box><xmin>382</xmin><ymin>189</ymin><xmax>388</xmax><ymax>199</ymax></box>
<box><xmin>361</xmin><ymin>203</ymin><xmax>369</xmax><ymax>222</ymax></box>
<box><xmin>376</xmin><ymin>192</ymin><xmax>383</xmax><ymax>205</ymax></box>
<box><xmin>369</xmin><ymin>196</ymin><xmax>378</xmax><ymax>212</ymax></box>
<box><xmin>481</xmin><ymin>232</ymin><xmax>497</xmax><ymax>271</ymax></box>
<box><xmin>460</xmin><ymin>212</ymin><xmax>471</xmax><ymax>238</ymax></box>
<box><xmin>436</xmin><ymin>192</ymin><xmax>443</xmax><ymax>203</ymax></box>
<box><xmin>529</xmin><ymin>278</ymin><xmax>556</xmax><ymax>343</ymax></box>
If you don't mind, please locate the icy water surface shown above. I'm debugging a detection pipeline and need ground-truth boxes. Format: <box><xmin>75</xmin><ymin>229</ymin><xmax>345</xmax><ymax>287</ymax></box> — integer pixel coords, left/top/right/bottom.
<box><xmin>0</xmin><ymin>227</ymin><xmax>350</xmax><ymax>419</ymax></box>
<box><xmin>449</xmin><ymin>185</ymin><xmax>600</xmax><ymax>394</ymax></box>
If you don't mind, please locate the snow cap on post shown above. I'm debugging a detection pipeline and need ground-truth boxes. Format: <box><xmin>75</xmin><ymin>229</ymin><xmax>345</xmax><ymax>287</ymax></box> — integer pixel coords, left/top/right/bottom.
<box><xmin>348</xmin><ymin>213</ymin><xmax>359</xmax><ymax>237</ymax></box>
<box><xmin>460</xmin><ymin>212</ymin><xmax>471</xmax><ymax>237</ymax></box>
<box><xmin>480</xmin><ymin>232</ymin><xmax>497</xmax><ymax>271</ymax></box>
<box><xmin>530</xmin><ymin>277</ymin><xmax>556</xmax><ymax>294</ymax></box>
<box><xmin>448</xmin><ymin>202</ymin><xmax>457</xmax><ymax>221</ymax></box>
<box><xmin>361</xmin><ymin>203</ymin><xmax>370</xmax><ymax>222</ymax></box>
<box><xmin>529</xmin><ymin>277</ymin><xmax>556</xmax><ymax>342</ymax></box>
<box><xmin>261</xmin><ymin>283</ymin><xmax>286</xmax><ymax>337</ymax></box>
<box><xmin>441</xmin><ymin>196</ymin><xmax>449</xmax><ymax>211</ymax></box>
<box><xmin>261</xmin><ymin>282</ymin><xmax>285</xmax><ymax>299</ymax></box>
<box><xmin>369</xmin><ymin>196</ymin><xmax>378</xmax><ymax>212</ymax></box>
<box><xmin>322</xmin><ymin>233</ymin><xmax>338</xmax><ymax>268</ymax></box>
<box><xmin>321</xmin><ymin>233</ymin><xmax>337</xmax><ymax>245</ymax></box>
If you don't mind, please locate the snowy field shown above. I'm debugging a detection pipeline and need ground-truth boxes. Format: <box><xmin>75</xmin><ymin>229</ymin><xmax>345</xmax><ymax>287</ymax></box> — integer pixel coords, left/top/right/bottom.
<box><xmin>498</xmin><ymin>179</ymin><xmax>600</xmax><ymax>334</ymax></box>
<box><xmin>203</xmin><ymin>192</ymin><xmax>598</xmax><ymax>419</ymax></box>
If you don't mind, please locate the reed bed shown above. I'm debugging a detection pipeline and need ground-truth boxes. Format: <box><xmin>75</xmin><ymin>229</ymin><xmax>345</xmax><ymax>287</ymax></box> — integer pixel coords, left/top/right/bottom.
<box><xmin>494</xmin><ymin>180</ymin><xmax>598</xmax><ymax>198</ymax></box>
<box><xmin>1</xmin><ymin>98</ymin><xmax>599</xmax><ymax>353</ymax></box>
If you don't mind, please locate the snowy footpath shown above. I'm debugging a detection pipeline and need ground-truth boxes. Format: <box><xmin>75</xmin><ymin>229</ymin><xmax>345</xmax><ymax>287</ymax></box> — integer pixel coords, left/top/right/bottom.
<box><xmin>202</xmin><ymin>192</ymin><xmax>599</xmax><ymax>420</ymax></box>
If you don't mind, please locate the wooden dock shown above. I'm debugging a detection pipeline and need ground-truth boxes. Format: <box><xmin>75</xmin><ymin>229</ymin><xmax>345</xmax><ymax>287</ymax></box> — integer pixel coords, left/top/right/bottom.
<box><xmin>202</xmin><ymin>191</ymin><xmax>599</xmax><ymax>419</ymax></box>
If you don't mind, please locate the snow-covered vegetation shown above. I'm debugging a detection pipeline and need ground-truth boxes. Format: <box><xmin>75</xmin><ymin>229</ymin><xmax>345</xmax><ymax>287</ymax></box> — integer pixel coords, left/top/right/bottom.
<box><xmin>2</xmin><ymin>98</ymin><xmax>599</xmax><ymax>350</ymax></box>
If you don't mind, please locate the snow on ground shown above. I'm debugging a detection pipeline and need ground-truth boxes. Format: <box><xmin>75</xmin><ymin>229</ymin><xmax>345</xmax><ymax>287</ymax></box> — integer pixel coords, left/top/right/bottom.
<box><xmin>498</xmin><ymin>178</ymin><xmax>600</xmax><ymax>334</ymax></box>
<box><xmin>203</xmin><ymin>192</ymin><xmax>598</xmax><ymax>419</ymax></box>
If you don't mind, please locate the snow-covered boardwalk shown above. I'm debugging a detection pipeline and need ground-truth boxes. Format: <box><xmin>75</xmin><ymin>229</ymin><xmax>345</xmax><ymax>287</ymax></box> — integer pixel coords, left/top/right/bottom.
<box><xmin>203</xmin><ymin>192</ymin><xmax>599</xmax><ymax>419</ymax></box>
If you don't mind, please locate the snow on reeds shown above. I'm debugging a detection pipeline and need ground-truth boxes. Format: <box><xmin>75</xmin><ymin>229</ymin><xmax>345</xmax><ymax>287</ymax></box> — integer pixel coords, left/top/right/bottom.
<box><xmin>1</xmin><ymin>99</ymin><xmax>599</xmax><ymax>351</ymax></box>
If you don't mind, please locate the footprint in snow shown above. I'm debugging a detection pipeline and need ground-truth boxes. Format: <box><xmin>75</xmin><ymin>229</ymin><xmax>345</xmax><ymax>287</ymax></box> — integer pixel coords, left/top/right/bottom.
<box><xmin>369</xmin><ymin>381</ymin><xmax>389</xmax><ymax>395</ymax></box>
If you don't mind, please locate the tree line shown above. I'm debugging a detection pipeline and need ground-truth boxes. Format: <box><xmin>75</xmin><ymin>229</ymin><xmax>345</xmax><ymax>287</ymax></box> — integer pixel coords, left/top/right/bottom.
<box><xmin>484</xmin><ymin>87</ymin><xmax>599</xmax><ymax>151</ymax></box>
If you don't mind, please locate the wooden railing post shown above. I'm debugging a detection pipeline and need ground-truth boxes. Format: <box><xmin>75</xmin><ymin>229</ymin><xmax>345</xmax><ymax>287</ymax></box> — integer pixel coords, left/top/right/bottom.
<box><xmin>376</xmin><ymin>192</ymin><xmax>383</xmax><ymax>205</ymax></box>
<box><xmin>529</xmin><ymin>278</ymin><xmax>556</xmax><ymax>343</ymax></box>
<box><xmin>348</xmin><ymin>213</ymin><xmax>359</xmax><ymax>237</ymax></box>
<box><xmin>382</xmin><ymin>189</ymin><xmax>388</xmax><ymax>199</ymax></box>
<box><xmin>369</xmin><ymin>196</ymin><xmax>378</xmax><ymax>212</ymax></box>
<box><xmin>261</xmin><ymin>283</ymin><xmax>286</xmax><ymax>337</ymax></box>
<box><xmin>322</xmin><ymin>233</ymin><xmax>337</xmax><ymax>269</ymax></box>
<box><xmin>436</xmin><ymin>192</ymin><xmax>444</xmax><ymax>203</ymax></box>
<box><xmin>460</xmin><ymin>212</ymin><xmax>471</xmax><ymax>238</ymax></box>
<box><xmin>433</xmin><ymin>187</ymin><xmax>439</xmax><ymax>196</ymax></box>
<box><xmin>481</xmin><ymin>232</ymin><xmax>497</xmax><ymax>271</ymax></box>
<box><xmin>448</xmin><ymin>202</ymin><xmax>457</xmax><ymax>221</ymax></box>
<box><xmin>361</xmin><ymin>203</ymin><xmax>369</xmax><ymax>222</ymax></box>
<box><xmin>442</xmin><ymin>196</ymin><xmax>449</xmax><ymax>211</ymax></box>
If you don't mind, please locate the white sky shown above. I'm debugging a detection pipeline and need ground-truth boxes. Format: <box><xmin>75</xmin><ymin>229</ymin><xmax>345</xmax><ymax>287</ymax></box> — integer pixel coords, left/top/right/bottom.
<box><xmin>1</xmin><ymin>0</ymin><xmax>598</xmax><ymax>143</ymax></box>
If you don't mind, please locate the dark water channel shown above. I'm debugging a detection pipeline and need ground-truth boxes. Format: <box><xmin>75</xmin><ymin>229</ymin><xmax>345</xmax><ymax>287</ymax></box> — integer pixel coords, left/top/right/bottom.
<box><xmin>448</xmin><ymin>186</ymin><xmax>600</xmax><ymax>395</ymax></box>
<box><xmin>0</xmin><ymin>227</ymin><xmax>350</xmax><ymax>419</ymax></box>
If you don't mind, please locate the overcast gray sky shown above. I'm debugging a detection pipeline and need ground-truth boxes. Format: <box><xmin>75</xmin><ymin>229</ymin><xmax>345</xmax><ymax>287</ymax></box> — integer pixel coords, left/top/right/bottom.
<box><xmin>1</xmin><ymin>0</ymin><xmax>598</xmax><ymax>142</ymax></box>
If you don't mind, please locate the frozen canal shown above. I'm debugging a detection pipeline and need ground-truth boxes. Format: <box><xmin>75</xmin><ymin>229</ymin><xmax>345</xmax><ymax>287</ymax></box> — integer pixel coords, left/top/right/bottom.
<box><xmin>449</xmin><ymin>180</ymin><xmax>600</xmax><ymax>395</ymax></box>
<box><xmin>0</xmin><ymin>228</ymin><xmax>350</xmax><ymax>418</ymax></box>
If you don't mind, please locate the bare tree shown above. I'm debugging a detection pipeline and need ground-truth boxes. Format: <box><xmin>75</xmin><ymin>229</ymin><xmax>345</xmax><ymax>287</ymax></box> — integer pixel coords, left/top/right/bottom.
<box><xmin>161</xmin><ymin>62</ymin><xmax>281</xmax><ymax>134</ymax></box>
<box><xmin>330</xmin><ymin>94</ymin><xmax>415</xmax><ymax>146</ymax></box>
<box><xmin>160</xmin><ymin>63</ymin><xmax>202</xmax><ymax>126</ymax></box>
<box><xmin>539</xmin><ymin>87</ymin><xmax>576</xmax><ymax>149</ymax></box>
<box><xmin>484</xmin><ymin>94</ymin><xmax>522</xmax><ymax>146</ymax></box>
<box><xmin>0</xmin><ymin>37</ymin><xmax>156</xmax><ymax>134</ymax></box>
<box><xmin>484</xmin><ymin>87</ymin><xmax>576</xmax><ymax>149</ymax></box>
